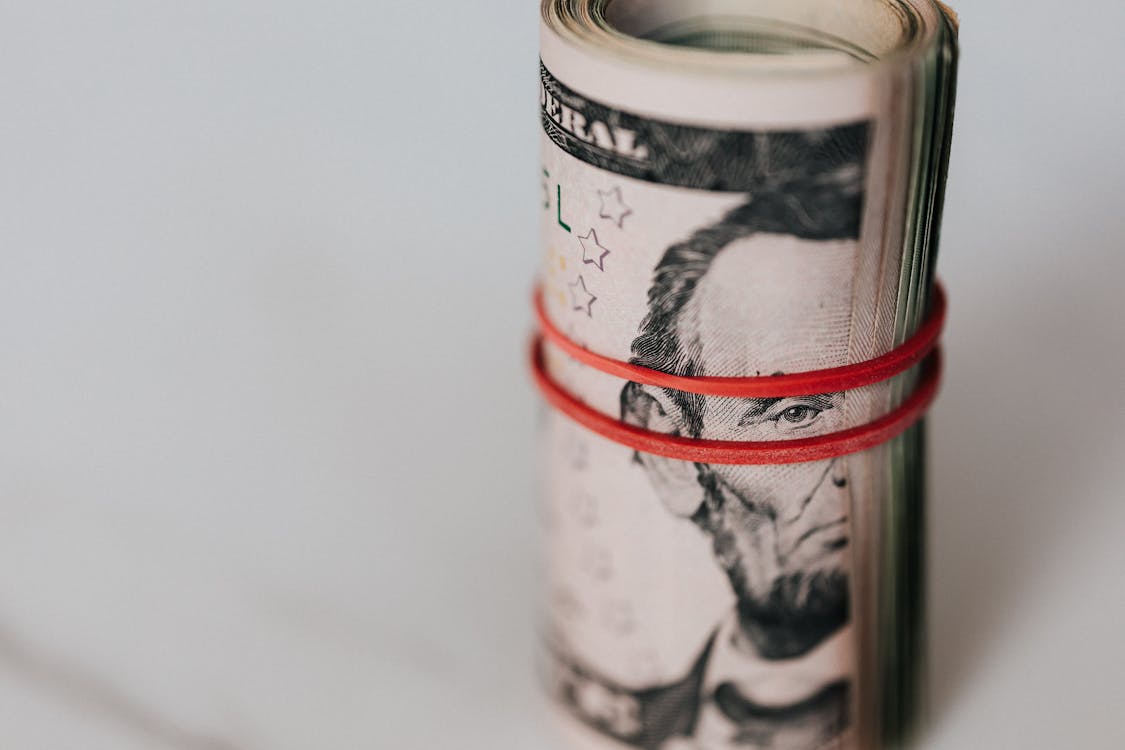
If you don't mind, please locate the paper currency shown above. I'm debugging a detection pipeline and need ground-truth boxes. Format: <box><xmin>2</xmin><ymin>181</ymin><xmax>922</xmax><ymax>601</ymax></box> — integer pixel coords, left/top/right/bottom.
<box><xmin>535</xmin><ymin>2</ymin><xmax>958</xmax><ymax>748</ymax></box>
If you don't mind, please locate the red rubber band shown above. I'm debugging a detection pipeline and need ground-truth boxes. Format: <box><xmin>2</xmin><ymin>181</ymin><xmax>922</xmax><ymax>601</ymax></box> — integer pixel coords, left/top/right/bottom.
<box><xmin>531</xmin><ymin>338</ymin><xmax>942</xmax><ymax>465</ymax></box>
<box><xmin>535</xmin><ymin>283</ymin><xmax>946</xmax><ymax>398</ymax></box>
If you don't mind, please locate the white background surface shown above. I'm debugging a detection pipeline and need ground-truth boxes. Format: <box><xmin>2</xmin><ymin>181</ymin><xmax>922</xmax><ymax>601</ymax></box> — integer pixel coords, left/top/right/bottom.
<box><xmin>1</xmin><ymin>1</ymin><xmax>1123</xmax><ymax>748</ymax></box>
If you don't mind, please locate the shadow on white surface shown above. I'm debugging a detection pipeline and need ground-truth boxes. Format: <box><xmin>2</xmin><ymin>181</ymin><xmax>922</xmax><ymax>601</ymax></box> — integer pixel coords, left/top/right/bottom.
<box><xmin>925</xmin><ymin>62</ymin><xmax>1125</xmax><ymax>744</ymax></box>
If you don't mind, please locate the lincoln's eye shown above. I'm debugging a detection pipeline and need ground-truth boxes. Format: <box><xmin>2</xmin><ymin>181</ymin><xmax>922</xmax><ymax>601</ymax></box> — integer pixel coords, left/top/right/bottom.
<box><xmin>781</xmin><ymin>405</ymin><xmax>818</xmax><ymax>424</ymax></box>
<box><xmin>742</xmin><ymin>398</ymin><xmax>834</xmax><ymax>433</ymax></box>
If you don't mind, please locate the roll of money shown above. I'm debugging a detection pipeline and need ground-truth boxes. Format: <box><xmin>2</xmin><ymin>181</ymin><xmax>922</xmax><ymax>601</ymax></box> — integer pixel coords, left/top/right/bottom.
<box><xmin>534</xmin><ymin>2</ymin><xmax>958</xmax><ymax>748</ymax></box>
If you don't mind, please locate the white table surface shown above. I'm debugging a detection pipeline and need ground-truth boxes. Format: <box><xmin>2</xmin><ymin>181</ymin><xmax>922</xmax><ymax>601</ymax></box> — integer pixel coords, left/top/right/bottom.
<box><xmin>0</xmin><ymin>1</ymin><xmax>1123</xmax><ymax>748</ymax></box>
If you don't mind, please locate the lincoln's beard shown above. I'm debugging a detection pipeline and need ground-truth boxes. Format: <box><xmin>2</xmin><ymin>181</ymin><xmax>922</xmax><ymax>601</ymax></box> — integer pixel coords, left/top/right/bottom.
<box><xmin>733</xmin><ymin>568</ymin><xmax>849</xmax><ymax>660</ymax></box>
<box><xmin>695</xmin><ymin>469</ymin><xmax>850</xmax><ymax>660</ymax></box>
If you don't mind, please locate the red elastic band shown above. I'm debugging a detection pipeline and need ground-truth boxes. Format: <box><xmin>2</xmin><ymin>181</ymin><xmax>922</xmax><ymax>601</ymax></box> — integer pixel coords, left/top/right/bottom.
<box><xmin>535</xmin><ymin>283</ymin><xmax>946</xmax><ymax>398</ymax></box>
<box><xmin>531</xmin><ymin>339</ymin><xmax>942</xmax><ymax>465</ymax></box>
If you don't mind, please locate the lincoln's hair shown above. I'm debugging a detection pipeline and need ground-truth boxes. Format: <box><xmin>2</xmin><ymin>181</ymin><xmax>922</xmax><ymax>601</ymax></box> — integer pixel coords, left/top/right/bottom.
<box><xmin>623</xmin><ymin>164</ymin><xmax>866</xmax><ymax>438</ymax></box>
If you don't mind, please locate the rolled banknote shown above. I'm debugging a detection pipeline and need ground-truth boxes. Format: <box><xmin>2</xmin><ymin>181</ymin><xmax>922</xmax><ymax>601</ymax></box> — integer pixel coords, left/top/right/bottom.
<box><xmin>533</xmin><ymin>2</ymin><xmax>958</xmax><ymax>749</ymax></box>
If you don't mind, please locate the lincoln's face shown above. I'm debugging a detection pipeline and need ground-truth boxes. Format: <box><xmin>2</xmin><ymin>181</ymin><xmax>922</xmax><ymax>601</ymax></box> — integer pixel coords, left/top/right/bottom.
<box><xmin>626</xmin><ymin>233</ymin><xmax>858</xmax><ymax>660</ymax></box>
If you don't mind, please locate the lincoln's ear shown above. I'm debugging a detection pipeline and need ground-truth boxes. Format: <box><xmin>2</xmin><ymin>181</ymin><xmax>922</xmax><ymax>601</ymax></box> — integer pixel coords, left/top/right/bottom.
<box><xmin>620</xmin><ymin>382</ymin><xmax>705</xmax><ymax>518</ymax></box>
